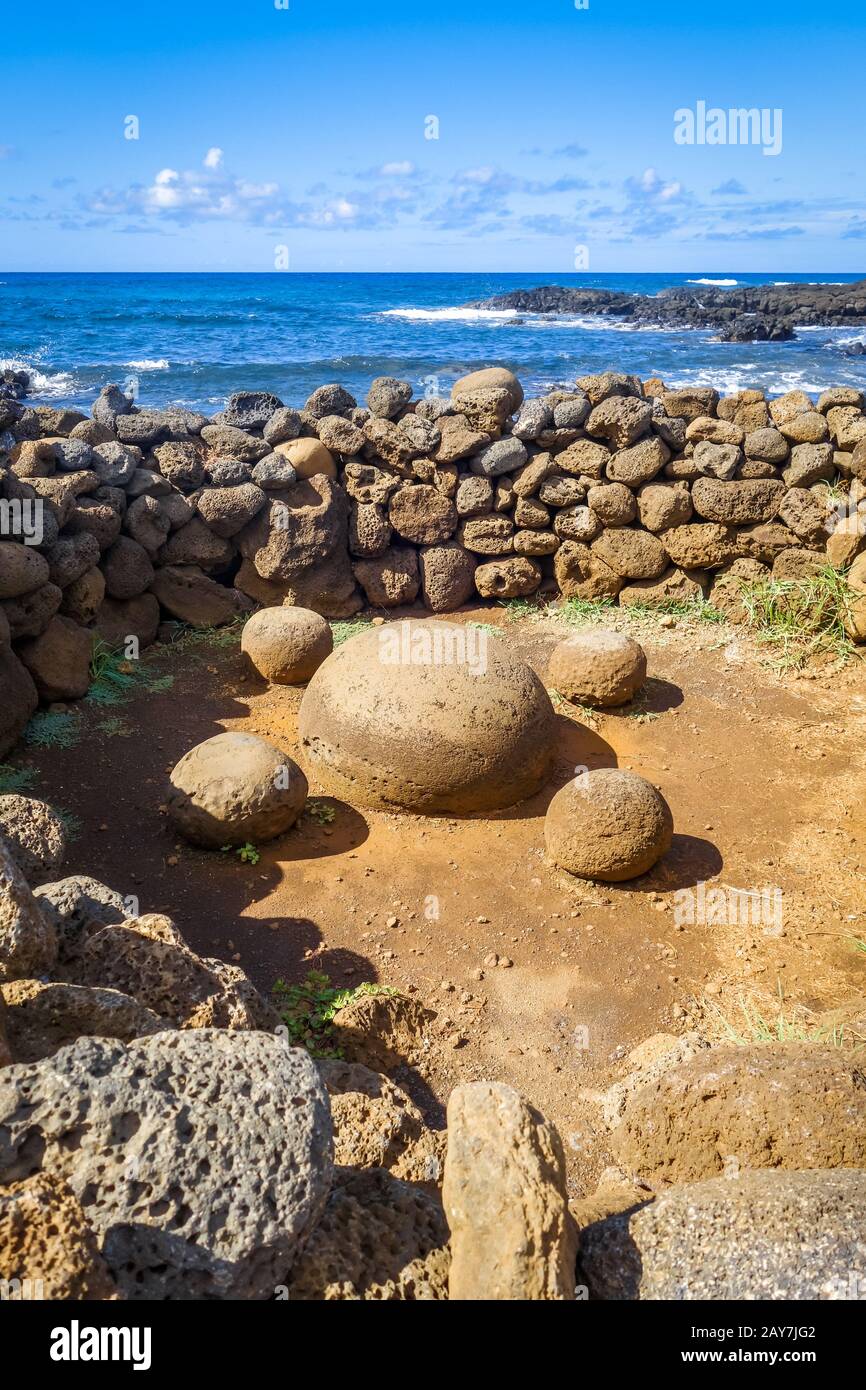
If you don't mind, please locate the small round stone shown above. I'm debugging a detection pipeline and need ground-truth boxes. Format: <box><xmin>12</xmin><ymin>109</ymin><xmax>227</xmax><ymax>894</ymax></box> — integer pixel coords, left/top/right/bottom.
<box><xmin>241</xmin><ymin>606</ymin><xmax>333</xmax><ymax>684</ymax></box>
<box><xmin>167</xmin><ymin>732</ymin><xmax>308</xmax><ymax>848</ymax></box>
<box><xmin>545</xmin><ymin>768</ymin><xmax>673</xmax><ymax>882</ymax></box>
<box><xmin>298</xmin><ymin>619</ymin><xmax>555</xmax><ymax>813</ymax></box>
<box><xmin>547</xmin><ymin>629</ymin><xmax>646</xmax><ymax>707</ymax></box>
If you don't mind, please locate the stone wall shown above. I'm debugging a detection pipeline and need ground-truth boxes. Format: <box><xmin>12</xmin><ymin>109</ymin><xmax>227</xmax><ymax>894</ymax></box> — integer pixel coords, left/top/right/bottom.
<box><xmin>2</xmin><ymin>366</ymin><xmax>866</xmax><ymax>754</ymax></box>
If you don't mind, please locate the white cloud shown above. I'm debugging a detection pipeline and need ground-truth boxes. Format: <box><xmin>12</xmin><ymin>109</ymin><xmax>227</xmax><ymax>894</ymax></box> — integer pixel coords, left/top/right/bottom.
<box><xmin>379</xmin><ymin>160</ymin><xmax>414</xmax><ymax>177</ymax></box>
<box><xmin>203</xmin><ymin>147</ymin><xmax>224</xmax><ymax>170</ymax></box>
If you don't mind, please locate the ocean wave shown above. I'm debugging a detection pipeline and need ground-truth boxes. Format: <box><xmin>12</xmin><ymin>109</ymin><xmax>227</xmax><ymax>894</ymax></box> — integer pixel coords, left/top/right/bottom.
<box><xmin>687</xmin><ymin>278</ymin><xmax>738</xmax><ymax>286</ymax></box>
<box><xmin>380</xmin><ymin>307</ymin><xmax>521</xmax><ymax>322</ymax></box>
<box><xmin>123</xmin><ymin>358</ymin><xmax>170</xmax><ymax>371</ymax></box>
<box><xmin>667</xmin><ymin>365</ymin><xmax>831</xmax><ymax>397</ymax></box>
<box><xmin>0</xmin><ymin>355</ymin><xmax>76</xmax><ymax>398</ymax></box>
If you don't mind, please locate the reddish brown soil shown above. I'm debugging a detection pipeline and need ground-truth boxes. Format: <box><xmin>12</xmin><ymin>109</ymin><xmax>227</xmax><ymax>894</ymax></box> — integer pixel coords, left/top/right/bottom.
<box><xmin>12</xmin><ymin>602</ymin><xmax>866</xmax><ymax>1199</ymax></box>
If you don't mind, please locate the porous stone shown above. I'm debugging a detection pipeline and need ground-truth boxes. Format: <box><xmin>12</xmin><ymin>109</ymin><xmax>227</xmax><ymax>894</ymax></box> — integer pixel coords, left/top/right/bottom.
<box><xmin>304</xmin><ymin>384</ymin><xmax>357</xmax><ymax>420</ymax></box>
<box><xmin>318</xmin><ymin>1059</ymin><xmax>445</xmax><ymax>1185</ymax></box>
<box><xmin>101</xmin><ymin>536</ymin><xmax>155</xmax><ymax>600</ymax></box>
<box><xmin>218</xmin><ymin>391</ymin><xmax>283</xmax><ymax>431</ymax></box>
<box><xmin>274</xmin><ymin>437</ymin><xmax>337</xmax><ymax>480</ymax></box>
<box><xmin>611</xmin><ymin>1044</ymin><xmax>866</xmax><ymax>1185</ymax></box>
<box><xmin>545</xmin><ymin>768</ymin><xmax>673</xmax><ymax>882</ymax></box>
<box><xmin>744</xmin><ymin>426</ymin><xmax>789</xmax><ymax>462</ymax></box>
<box><xmin>782</xmin><ymin>442</ymin><xmax>835</xmax><ymax>488</ymax></box>
<box><xmin>0</xmin><ymin>542</ymin><xmax>49</xmax><ymax>600</ymax></box>
<box><xmin>636</xmin><ymin>482</ymin><xmax>693</xmax><ymax>532</ymax></box>
<box><xmin>299</xmin><ymin>620</ymin><xmax>555</xmax><ymax>813</ymax></box>
<box><xmin>33</xmin><ymin>875</ymin><xmax>128</xmax><ymax>965</ymax></box>
<box><xmin>659</xmin><ymin>522</ymin><xmax>737</xmax><ymax>570</ymax></box>
<box><xmin>578</xmin><ymin>1169</ymin><xmax>866</xmax><ymax>1301</ymax></box>
<box><xmin>548</xmin><ymin>630</ymin><xmax>646</xmax><ymax>708</ymax></box>
<box><xmin>590</xmin><ymin>528</ymin><xmax>668</xmax><ymax>580</ymax></box>
<box><xmin>587</xmin><ymin>482</ymin><xmax>637</xmax><ymax>527</ymax></box>
<box><xmin>554</xmin><ymin>541</ymin><xmax>623</xmax><ymax>601</ymax></box>
<box><xmin>367</xmin><ymin>376</ymin><xmax>413</xmax><ymax>419</ymax></box>
<box><xmin>474</xmin><ymin>556</ymin><xmax>542</xmax><ymax>599</ymax></box>
<box><xmin>471</xmin><ymin>437</ymin><xmax>528</xmax><ymax>478</ymax></box>
<box><xmin>0</xmin><ymin>836</ymin><xmax>57</xmax><ymax>981</ymax></box>
<box><xmin>691</xmin><ymin>477</ymin><xmax>785</xmax><ymax>525</ymax></box>
<box><xmin>586</xmin><ymin>396</ymin><xmax>653</xmax><ymax>449</ymax></box>
<box><xmin>443</xmin><ymin>1081</ymin><xmax>576</xmax><ymax>1301</ymax></box>
<box><xmin>17</xmin><ymin>615</ymin><xmax>93</xmax><ymax>701</ymax></box>
<box><xmin>194</xmin><ymin>483</ymin><xmax>267</xmax><ymax>538</ymax></box>
<box><xmin>388</xmin><ymin>485</ymin><xmax>457</xmax><ymax>544</ymax></box>
<box><xmin>353</xmin><ymin>546</ymin><xmax>420</xmax><ymax>607</ymax></box>
<box><xmin>606</xmin><ymin>435</ymin><xmax>669</xmax><ymax>486</ymax></box>
<box><xmin>0</xmin><ymin>1172</ymin><xmax>118</xmax><ymax>1300</ymax></box>
<box><xmin>241</xmin><ymin>606</ymin><xmax>333</xmax><ymax>684</ymax></box>
<box><xmin>0</xmin><ymin>978</ymin><xmax>164</xmax><ymax>1062</ymax></box>
<box><xmin>167</xmin><ymin>731</ymin><xmax>308</xmax><ymax>848</ymax></box>
<box><xmin>419</xmin><ymin>542</ymin><xmax>477</xmax><ymax>612</ymax></box>
<box><xmin>150</xmin><ymin>565</ymin><xmax>249</xmax><ymax>628</ymax></box>
<box><xmin>618</xmin><ymin>566</ymin><xmax>708</xmax><ymax>608</ymax></box>
<box><xmin>285</xmin><ymin>1168</ymin><xmax>449</xmax><ymax>1301</ymax></box>
<box><xmin>0</xmin><ymin>1031</ymin><xmax>333</xmax><ymax>1300</ymax></box>
<box><xmin>0</xmin><ymin>797</ymin><xmax>66</xmax><ymax>887</ymax></box>
<box><xmin>0</xmin><ymin>649</ymin><xmax>38</xmax><ymax>761</ymax></box>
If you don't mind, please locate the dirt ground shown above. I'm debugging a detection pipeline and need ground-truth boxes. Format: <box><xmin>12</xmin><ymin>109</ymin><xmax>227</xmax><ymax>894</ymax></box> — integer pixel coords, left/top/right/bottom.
<box><xmin>11</xmin><ymin>600</ymin><xmax>866</xmax><ymax>1200</ymax></box>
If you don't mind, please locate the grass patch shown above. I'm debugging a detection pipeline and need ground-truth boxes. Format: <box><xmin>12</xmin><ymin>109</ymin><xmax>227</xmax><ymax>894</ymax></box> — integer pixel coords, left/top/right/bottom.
<box><xmin>707</xmin><ymin>992</ymin><xmax>864</xmax><ymax>1051</ymax></box>
<box><xmin>56</xmin><ymin>807</ymin><xmax>84</xmax><ymax>841</ymax></box>
<box><xmin>273</xmin><ymin>970</ymin><xmax>397</xmax><ymax>1059</ymax></box>
<box><xmin>737</xmin><ymin>565</ymin><xmax>860</xmax><ymax>670</ymax></box>
<box><xmin>87</xmin><ymin>641</ymin><xmax>176</xmax><ymax>706</ymax></box>
<box><xmin>626</xmin><ymin>597</ymin><xmax>727</xmax><ymax>625</ymax></box>
<box><xmin>555</xmin><ymin>596</ymin><xmax>617</xmax><ymax>625</ymax></box>
<box><xmin>330</xmin><ymin>617</ymin><xmax>371</xmax><ymax>646</ymax></box>
<box><xmin>467</xmin><ymin>620</ymin><xmax>505</xmax><ymax>637</ymax></box>
<box><xmin>305</xmin><ymin>799</ymin><xmax>337</xmax><ymax>826</ymax></box>
<box><xmin>23</xmin><ymin>711</ymin><xmax>81</xmax><ymax>749</ymax></box>
<box><xmin>0</xmin><ymin>763</ymin><xmax>37</xmax><ymax>795</ymax></box>
<box><xmin>498</xmin><ymin>597</ymin><xmax>544</xmax><ymax>623</ymax></box>
<box><xmin>158</xmin><ymin>617</ymin><xmax>246</xmax><ymax>655</ymax></box>
<box><xmin>95</xmin><ymin>716</ymin><xmax>133</xmax><ymax>738</ymax></box>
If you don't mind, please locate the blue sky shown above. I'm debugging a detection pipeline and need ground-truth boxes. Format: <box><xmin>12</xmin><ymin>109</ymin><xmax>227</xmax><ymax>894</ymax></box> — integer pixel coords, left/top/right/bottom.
<box><xmin>1</xmin><ymin>0</ymin><xmax>864</xmax><ymax>272</ymax></box>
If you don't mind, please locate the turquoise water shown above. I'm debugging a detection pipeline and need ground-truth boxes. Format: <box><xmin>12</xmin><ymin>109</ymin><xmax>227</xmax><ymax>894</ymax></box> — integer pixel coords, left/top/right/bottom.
<box><xmin>2</xmin><ymin>271</ymin><xmax>865</xmax><ymax>412</ymax></box>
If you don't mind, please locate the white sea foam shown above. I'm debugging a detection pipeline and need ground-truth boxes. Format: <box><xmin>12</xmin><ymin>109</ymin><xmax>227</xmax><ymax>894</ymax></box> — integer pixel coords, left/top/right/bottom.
<box><xmin>123</xmin><ymin>358</ymin><xmax>170</xmax><ymax>370</ymax></box>
<box><xmin>380</xmin><ymin>306</ymin><xmax>521</xmax><ymax>322</ymax></box>
<box><xmin>687</xmin><ymin>278</ymin><xmax>738</xmax><ymax>286</ymax></box>
<box><xmin>0</xmin><ymin>355</ymin><xmax>75</xmax><ymax>398</ymax></box>
<box><xmin>667</xmin><ymin>364</ymin><xmax>832</xmax><ymax>397</ymax></box>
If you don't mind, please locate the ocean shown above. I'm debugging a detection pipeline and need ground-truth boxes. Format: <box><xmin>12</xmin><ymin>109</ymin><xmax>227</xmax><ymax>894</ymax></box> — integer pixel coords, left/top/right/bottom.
<box><xmin>2</xmin><ymin>271</ymin><xmax>865</xmax><ymax>415</ymax></box>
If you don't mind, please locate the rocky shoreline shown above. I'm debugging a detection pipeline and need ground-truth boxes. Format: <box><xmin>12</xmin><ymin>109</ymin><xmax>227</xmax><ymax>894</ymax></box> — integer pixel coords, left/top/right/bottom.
<box><xmin>467</xmin><ymin>278</ymin><xmax>866</xmax><ymax>342</ymax></box>
<box><xmin>2</xmin><ymin>364</ymin><xmax>866</xmax><ymax>750</ymax></box>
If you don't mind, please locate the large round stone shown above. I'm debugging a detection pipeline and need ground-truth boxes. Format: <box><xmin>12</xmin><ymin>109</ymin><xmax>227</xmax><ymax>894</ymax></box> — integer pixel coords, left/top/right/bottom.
<box><xmin>298</xmin><ymin>619</ymin><xmax>555</xmax><ymax>813</ymax></box>
<box><xmin>167</xmin><ymin>731</ymin><xmax>308</xmax><ymax>847</ymax></box>
<box><xmin>545</xmin><ymin>768</ymin><xmax>672</xmax><ymax>881</ymax></box>
<box><xmin>547</xmin><ymin>630</ymin><xmax>646</xmax><ymax>708</ymax></box>
<box><xmin>274</xmin><ymin>437</ymin><xmax>337</xmax><ymax>479</ymax></box>
<box><xmin>241</xmin><ymin>606</ymin><xmax>333</xmax><ymax>684</ymax></box>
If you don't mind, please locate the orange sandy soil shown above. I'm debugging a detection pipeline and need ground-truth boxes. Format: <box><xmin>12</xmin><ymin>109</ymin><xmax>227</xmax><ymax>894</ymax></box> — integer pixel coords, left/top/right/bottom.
<box><xmin>12</xmin><ymin>601</ymin><xmax>866</xmax><ymax>1198</ymax></box>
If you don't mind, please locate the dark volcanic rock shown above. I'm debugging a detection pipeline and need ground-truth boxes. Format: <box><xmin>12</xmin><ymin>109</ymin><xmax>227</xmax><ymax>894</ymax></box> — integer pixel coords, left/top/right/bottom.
<box><xmin>467</xmin><ymin>280</ymin><xmax>866</xmax><ymax>341</ymax></box>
